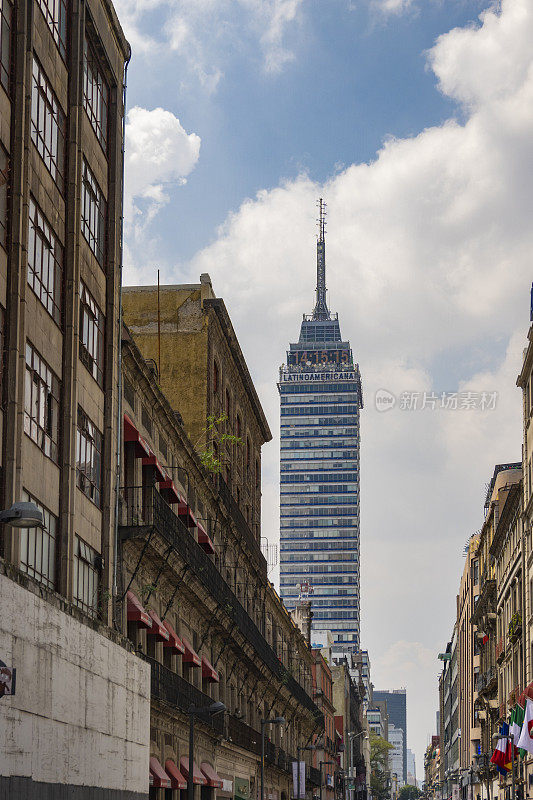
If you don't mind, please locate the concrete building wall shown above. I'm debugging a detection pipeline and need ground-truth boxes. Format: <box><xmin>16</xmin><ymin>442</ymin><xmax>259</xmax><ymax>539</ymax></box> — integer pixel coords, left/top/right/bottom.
<box><xmin>0</xmin><ymin>569</ymin><xmax>150</xmax><ymax>798</ymax></box>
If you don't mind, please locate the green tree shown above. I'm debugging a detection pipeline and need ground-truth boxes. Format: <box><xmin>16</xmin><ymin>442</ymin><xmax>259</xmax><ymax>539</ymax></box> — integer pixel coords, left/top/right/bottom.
<box><xmin>398</xmin><ymin>786</ymin><xmax>422</xmax><ymax>800</ymax></box>
<box><xmin>370</xmin><ymin>733</ymin><xmax>394</xmax><ymax>800</ymax></box>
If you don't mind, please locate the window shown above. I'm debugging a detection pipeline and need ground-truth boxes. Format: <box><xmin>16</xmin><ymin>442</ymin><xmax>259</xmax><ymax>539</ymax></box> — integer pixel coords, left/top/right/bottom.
<box><xmin>36</xmin><ymin>0</ymin><xmax>67</xmax><ymax>59</ymax></box>
<box><xmin>31</xmin><ymin>58</ymin><xmax>66</xmax><ymax>186</ymax></box>
<box><xmin>81</xmin><ymin>159</ymin><xmax>106</xmax><ymax>264</ymax></box>
<box><xmin>19</xmin><ymin>490</ymin><xmax>57</xmax><ymax>589</ymax></box>
<box><xmin>24</xmin><ymin>341</ymin><xmax>60</xmax><ymax>461</ymax></box>
<box><xmin>0</xmin><ymin>305</ymin><xmax>4</xmax><ymax>403</ymax></box>
<box><xmin>76</xmin><ymin>406</ymin><xmax>102</xmax><ymax>506</ymax></box>
<box><xmin>0</xmin><ymin>0</ymin><xmax>12</xmax><ymax>93</ymax></box>
<box><xmin>0</xmin><ymin>143</ymin><xmax>7</xmax><ymax>248</ymax></box>
<box><xmin>79</xmin><ymin>281</ymin><xmax>104</xmax><ymax>385</ymax></box>
<box><xmin>213</xmin><ymin>360</ymin><xmax>219</xmax><ymax>394</ymax></box>
<box><xmin>27</xmin><ymin>198</ymin><xmax>63</xmax><ymax>323</ymax></box>
<box><xmin>141</xmin><ymin>403</ymin><xmax>152</xmax><ymax>435</ymax></box>
<box><xmin>73</xmin><ymin>536</ymin><xmax>99</xmax><ymax>617</ymax></box>
<box><xmin>83</xmin><ymin>34</ymin><xmax>109</xmax><ymax>150</ymax></box>
<box><xmin>124</xmin><ymin>376</ymin><xmax>135</xmax><ymax>410</ymax></box>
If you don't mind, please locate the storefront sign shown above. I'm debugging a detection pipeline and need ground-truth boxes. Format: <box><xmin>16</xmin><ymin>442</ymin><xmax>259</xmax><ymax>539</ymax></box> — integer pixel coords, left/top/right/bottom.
<box><xmin>235</xmin><ymin>777</ymin><xmax>250</xmax><ymax>800</ymax></box>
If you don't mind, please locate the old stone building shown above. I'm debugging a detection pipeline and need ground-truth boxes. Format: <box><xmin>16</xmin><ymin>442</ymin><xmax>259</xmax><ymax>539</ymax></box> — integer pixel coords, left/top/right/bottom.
<box><xmin>119</xmin><ymin>296</ymin><xmax>324</xmax><ymax>800</ymax></box>
<box><xmin>456</xmin><ymin>535</ymin><xmax>479</xmax><ymax>775</ymax></box>
<box><xmin>122</xmin><ymin>277</ymin><xmax>268</xmax><ymax>544</ymax></box>
<box><xmin>472</xmin><ymin>464</ymin><xmax>522</xmax><ymax>782</ymax></box>
<box><xmin>0</xmin><ymin>0</ymin><xmax>151</xmax><ymax>797</ymax></box>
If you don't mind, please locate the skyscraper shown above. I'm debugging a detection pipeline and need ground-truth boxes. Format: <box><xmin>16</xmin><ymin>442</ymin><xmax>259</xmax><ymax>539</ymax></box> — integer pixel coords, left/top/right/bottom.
<box><xmin>278</xmin><ymin>200</ymin><xmax>363</xmax><ymax>652</ymax></box>
<box><xmin>373</xmin><ymin>690</ymin><xmax>407</xmax><ymax>781</ymax></box>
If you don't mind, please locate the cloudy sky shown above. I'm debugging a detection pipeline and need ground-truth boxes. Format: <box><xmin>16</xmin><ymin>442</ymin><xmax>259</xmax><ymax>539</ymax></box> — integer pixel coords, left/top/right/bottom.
<box><xmin>115</xmin><ymin>0</ymin><xmax>533</xmax><ymax>774</ymax></box>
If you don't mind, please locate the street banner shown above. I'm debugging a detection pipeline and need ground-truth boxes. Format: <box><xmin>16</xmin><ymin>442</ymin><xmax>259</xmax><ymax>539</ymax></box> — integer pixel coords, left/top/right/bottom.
<box><xmin>292</xmin><ymin>761</ymin><xmax>306</xmax><ymax>799</ymax></box>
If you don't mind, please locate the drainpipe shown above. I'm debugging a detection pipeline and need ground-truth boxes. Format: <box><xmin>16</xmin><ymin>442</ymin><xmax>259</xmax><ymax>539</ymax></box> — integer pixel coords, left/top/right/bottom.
<box><xmin>113</xmin><ymin>47</ymin><xmax>132</xmax><ymax>614</ymax></box>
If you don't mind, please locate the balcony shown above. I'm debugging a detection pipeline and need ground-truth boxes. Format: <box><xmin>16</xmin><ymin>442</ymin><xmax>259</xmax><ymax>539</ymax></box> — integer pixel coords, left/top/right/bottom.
<box><xmin>147</xmin><ymin>656</ymin><xmax>224</xmax><ymax>736</ymax></box>
<box><xmin>309</xmin><ymin>767</ymin><xmax>321</xmax><ymax>787</ymax></box>
<box><xmin>478</xmin><ymin>667</ymin><xmax>497</xmax><ymax>695</ymax></box>
<box><xmin>120</xmin><ymin>486</ymin><xmax>323</xmax><ymax>726</ymax></box>
<box><xmin>217</xmin><ymin>475</ymin><xmax>267</xmax><ymax>574</ymax></box>
<box><xmin>227</xmin><ymin>714</ymin><xmax>261</xmax><ymax>755</ymax></box>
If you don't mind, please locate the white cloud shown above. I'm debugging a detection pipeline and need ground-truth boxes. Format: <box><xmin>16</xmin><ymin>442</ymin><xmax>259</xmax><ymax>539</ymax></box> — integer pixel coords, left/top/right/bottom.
<box><xmin>175</xmin><ymin>0</ymin><xmax>533</xmax><ymax>773</ymax></box>
<box><xmin>113</xmin><ymin>0</ymin><xmax>304</xmax><ymax>87</ymax></box>
<box><xmin>370</xmin><ymin>0</ymin><xmax>415</xmax><ymax>17</ymax></box>
<box><xmin>123</xmin><ymin>106</ymin><xmax>201</xmax><ymax>282</ymax></box>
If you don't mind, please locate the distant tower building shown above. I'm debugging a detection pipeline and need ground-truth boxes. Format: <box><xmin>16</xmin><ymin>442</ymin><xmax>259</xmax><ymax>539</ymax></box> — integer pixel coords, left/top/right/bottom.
<box><xmin>373</xmin><ymin>690</ymin><xmax>407</xmax><ymax>783</ymax></box>
<box><xmin>278</xmin><ymin>200</ymin><xmax>363</xmax><ymax>652</ymax></box>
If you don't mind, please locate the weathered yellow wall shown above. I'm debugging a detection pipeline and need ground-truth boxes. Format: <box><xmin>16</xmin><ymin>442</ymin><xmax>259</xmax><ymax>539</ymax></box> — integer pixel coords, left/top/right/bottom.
<box><xmin>122</xmin><ymin>286</ymin><xmax>209</xmax><ymax>447</ymax></box>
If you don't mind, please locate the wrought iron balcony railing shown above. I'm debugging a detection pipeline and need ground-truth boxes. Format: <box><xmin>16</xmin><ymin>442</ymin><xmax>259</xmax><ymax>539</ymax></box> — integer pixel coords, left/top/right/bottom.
<box><xmin>217</xmin><ymin>475</ymin><xmax>267</xmax><ymax>574</ymax></box>
<box><xmin>227</xmin><ymin>714</ymin><xmax>261</xmax><ymax>755</ymax></box>
<box><xmin>309</xmin><ymin>766</ymin><xmax>321</xmax><ymax>786</ymax></box>
<box><xmin>120</xmin><ymin>486</ymin><xmax>323</xmax><ymax>726</ymax></box>
<box><xmin>146</xmin><ymin>656</ymin><xmax>224</xmax><ymax>736</ymax></box>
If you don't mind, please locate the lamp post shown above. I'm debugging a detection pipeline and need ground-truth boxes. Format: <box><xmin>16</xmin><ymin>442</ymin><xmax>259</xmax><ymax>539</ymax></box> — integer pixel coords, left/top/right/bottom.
<box><xmin>346</xmin><ymin>732</ymin><xmax>367</xmax><ymax>800</ymax></box>
<box><xmin>188</xmin><ymin>702</ymin><xmax>226</xmax><ymax>800</ymax></box>
<box><xmin>320</xmin><ymin>760</ymin><xmax>337</xmax><ymax>800</ymax></box>
<box><xmin>492</xmin><ymin>732</ymin><xmax>515</xmax><ymax>800</ymax></box>
<box><xmin>261</xmin><ymin>717</ymin><xmax>285</xmax><ymax>800</ymax></box>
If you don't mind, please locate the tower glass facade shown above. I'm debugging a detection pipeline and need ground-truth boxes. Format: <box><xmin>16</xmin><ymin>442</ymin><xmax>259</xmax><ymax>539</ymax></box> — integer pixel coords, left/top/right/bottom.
<box><xmin>278</xmin><ymin>202</ymin><xmax>363</xmax><ymax>653</ymax></box>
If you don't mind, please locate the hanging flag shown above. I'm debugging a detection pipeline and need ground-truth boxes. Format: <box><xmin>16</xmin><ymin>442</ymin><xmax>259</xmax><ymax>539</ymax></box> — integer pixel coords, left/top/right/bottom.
<box><xmin>491</xmin><ymin>724</ymin><xmax>511</xmax><ymax>774</ymax></box>
<box><xmin>511</xmin><ymin>702</ymin><xmax>525</xmax><ymax>756</ymax></box>
<box><xmin>517</xmin><ymin>698</ymin><xmax>533</xmax><ymax>755</ymax></box>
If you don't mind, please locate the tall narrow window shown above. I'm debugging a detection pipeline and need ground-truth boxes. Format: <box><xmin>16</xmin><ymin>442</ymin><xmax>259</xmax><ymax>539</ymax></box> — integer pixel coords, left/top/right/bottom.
<box><xmin>81</xmin><ymin>159</ymin><xmax>106</xmax><ymax>264</ymax></box>
<box><xmin>24</xmin><ymin>341</ymin><xmax>60</xmax><ymax>462</ymax></box>
<box><xmin>76</xmin><ymin>406</ymin><xmax>102</xmax><ymax>506</ymax></box>
<box><xmin>36</xmin><ymin>0</ymin><xmax>67</xmax><ymax>59</ymax></box>
<box><xmin>0</xmin><ymin>144</ymin><xmax>7</xmax><ymax>248</ymax></box>
<box><xmin>213</xmin><ymin>360</ymin><xmax>219</xmax><ymax>394</ymax></box>
<box><xmin>28</xmin><ymin>198</ymin><xmax>63</xmax><ymax>323</ymax></box>
<box><xmin>0</xmin><ymin>305</ymin><xmax>4</xmax><ymax>404</ymax></box>
<box><xmin>79</xmin><ymin>281</ymin><xmax>104</xmax><ymax>385</ymax></box>
<box><xmin>31</xmin><ymin>58</ymin><xmax>66</xmax><ymax>186</ymax></box>
<box><xmin>19</xmin><ymin>490</ymin><xmax>57</xmax><ymax>589</ymax></box>
<box><xmin>83</xmin><ymin>34</ymin><xmax>109</xmax><ymax>150</ymax></box>
<box><xmin>73</xmin><ymin>536</ymin><xmax>99</xmax><ymax>617</ymax></box>
<box><xmin>0</xmin><ymin>0</ymin><xmax>12</xmax><ymax>93</ymax></box>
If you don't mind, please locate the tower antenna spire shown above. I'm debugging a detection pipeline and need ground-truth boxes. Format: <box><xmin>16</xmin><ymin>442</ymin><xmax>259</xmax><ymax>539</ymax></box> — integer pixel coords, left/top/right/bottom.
<box><xmin>313</xmin><ymin>198</ymin><xmax>330</xmax><ymax>320</ymax></box>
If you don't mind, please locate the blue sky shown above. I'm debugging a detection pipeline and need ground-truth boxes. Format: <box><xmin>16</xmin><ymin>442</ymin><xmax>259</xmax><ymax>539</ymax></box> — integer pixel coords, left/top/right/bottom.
<box><xmin>123</xmin><ymin>0</ymin><xmax>485</xmax><ymax>263</ymax></box>
<box><xmin>117</xmin><ymin>0</ymin><xmax>533</xmax><ymax>773</ymax></box>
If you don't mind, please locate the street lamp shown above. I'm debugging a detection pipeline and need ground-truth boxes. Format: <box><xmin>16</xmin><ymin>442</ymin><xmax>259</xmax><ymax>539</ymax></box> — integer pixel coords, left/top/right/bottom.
<box><xmin>346</xmin><ymin>732</ymin><xmax>367</xmax><ymax>800</ymax></box>
<box><xmin>188</xmin><ymin>702</ymin><xmax>226</xmax><ymax>800</ymax></box>
<box><xmin>261</xmin><ymin>717</ymin><xmax>286</xmax><ymax>800</ymax></box>
<box><xmin>0</xmin><ymin>501</ymin><xmax>43</xmax><ymax>528</ymax></box>
<box><xmin>320</xmin><ymin>760</ymin><xmax>337</xmax><ymax>800</ymax></box>
<box><xmin>492</xmin><ymin>731</ymin><xmax>515</xmax><ymax>800</ymax></box>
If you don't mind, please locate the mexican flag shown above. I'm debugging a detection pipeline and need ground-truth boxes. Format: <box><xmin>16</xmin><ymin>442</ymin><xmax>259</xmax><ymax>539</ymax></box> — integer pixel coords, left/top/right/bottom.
<box><xmin>517</xmin><ymin>697</ymin><xmax>533</xmax><ymax>755</ymax></box>
<box><xmin>511</xmin><ymin>702</ymin><xmax>525</xmax><ymax>757</ymax></box>
<box><xmin>491</xmin><ymin>726</ymin><xmax>511</xmax><ymax>775</ymax></box>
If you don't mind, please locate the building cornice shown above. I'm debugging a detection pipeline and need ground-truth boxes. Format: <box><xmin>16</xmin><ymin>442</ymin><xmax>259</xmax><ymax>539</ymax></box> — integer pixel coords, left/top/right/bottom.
<box><xmin>517</xmin><ymin>325</ymin><xmax>533</xmax><ymax>387</ymax></box>
<box><xmin>489</xmin><ymin>482</ymin><xmax>521</xmax><ymax>558</ymax></box>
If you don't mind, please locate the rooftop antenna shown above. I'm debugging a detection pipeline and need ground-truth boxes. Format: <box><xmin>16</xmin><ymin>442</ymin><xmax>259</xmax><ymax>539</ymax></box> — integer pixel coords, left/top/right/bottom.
<box><xmin>313</xmin><ymin>198</ymin><xmax>330</xmax><ymax>320</ymax></box>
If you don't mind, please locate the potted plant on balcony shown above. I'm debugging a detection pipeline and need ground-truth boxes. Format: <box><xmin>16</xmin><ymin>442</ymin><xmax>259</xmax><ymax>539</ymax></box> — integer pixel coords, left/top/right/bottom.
<box><xmin>508</xmin><ymin>613</ymin><xmax>522</xmax><ymax>643</ymax></box>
